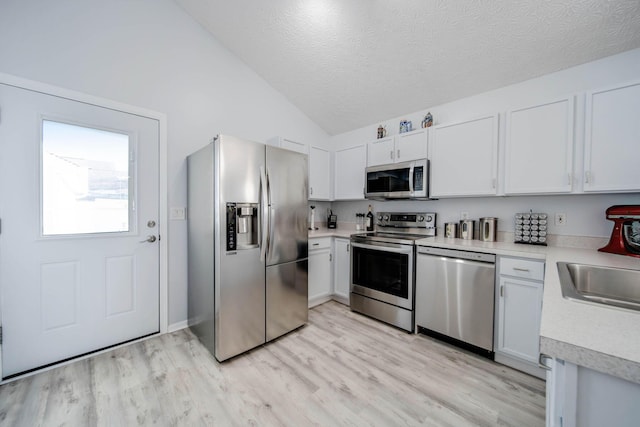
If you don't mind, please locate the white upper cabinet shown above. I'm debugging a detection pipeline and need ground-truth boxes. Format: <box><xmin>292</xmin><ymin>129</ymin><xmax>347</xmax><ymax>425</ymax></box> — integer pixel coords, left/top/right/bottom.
<box><xmin>309</xmin><ymin>146</ymin><xmax>331</xmax><ymax>200</ymax></box>
<box><xmin>396</xmin><ymin>129</ymin><xmax>428</xmax><ymax>162</ymax></box>
<box><xmin>267</xmin><ymin>136</ymin><xmax>308</xmax><ymax>154</ymax></box>
<box><xmin>268</xmin><ymin>136</ymin><xmax>331</xmax><ymax>200</ymax></box>
<box><xmin>334</xmin><ymin>144</ymin><xmax>367</xmax><ymax>200</ymax></box>
<box><xmin>367</xmin><ymin>136</ymin><xmax>394</xmax><ymax>166</ymax></box>
<box><xmin>367</xmin><ymin>129</ymin><xmax>428</xmax><ymax>166</ymax></box>
<box><xmin>429</xmin><ymin>115</ymin><xmax>499</xmax><ymax>197</ymax></box>
<box><xmin>584</xmin><ymin>81</ymin><xmax>640</xmax><ymax>193</ymax></box>
<box><xmin>504</xmin><ymin>97</ymin><xmax>574</xmax><ymax>194</ymax></box>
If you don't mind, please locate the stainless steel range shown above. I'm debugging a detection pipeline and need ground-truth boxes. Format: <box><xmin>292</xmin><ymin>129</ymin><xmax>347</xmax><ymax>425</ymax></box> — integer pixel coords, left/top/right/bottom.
<box><xmin>350</xmin><ymin>212</ymin><xmax>436</xmax><ymax>332</ymax></box>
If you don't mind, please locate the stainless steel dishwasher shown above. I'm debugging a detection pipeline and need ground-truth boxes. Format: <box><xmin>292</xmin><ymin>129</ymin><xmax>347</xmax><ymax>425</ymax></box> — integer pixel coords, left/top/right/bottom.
<box><xmin>415</xmin><ymin>246</ymin><xmax>496</xmax><ymax>357</ymax></box>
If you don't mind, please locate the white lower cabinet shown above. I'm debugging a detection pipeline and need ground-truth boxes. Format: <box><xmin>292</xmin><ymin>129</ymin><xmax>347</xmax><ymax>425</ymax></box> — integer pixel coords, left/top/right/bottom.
<box><xmin>495</xmin><ymin>256</ymin><xmax>545</xmax><ymax>378</ymax></box>
<box><xmin>546</xmin><ymin>358</ymin><xmax>640</xmax><ymax>427</ymax></box>
<box><xmin>308</xmin><ymin>238</ymin><xmax>332</xmax><ymax>307</ymax></box>
<box><xmin>333</xmin><ymin>238</ymin><xmax>350</xmax><ymax>305</ymax></box>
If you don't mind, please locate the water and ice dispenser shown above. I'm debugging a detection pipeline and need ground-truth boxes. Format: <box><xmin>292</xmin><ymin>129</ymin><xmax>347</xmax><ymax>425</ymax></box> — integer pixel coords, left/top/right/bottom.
<box><xmin>226</xmin><ymin>202</ymin><xmax>259</xmax><ymax>251</ymax></box>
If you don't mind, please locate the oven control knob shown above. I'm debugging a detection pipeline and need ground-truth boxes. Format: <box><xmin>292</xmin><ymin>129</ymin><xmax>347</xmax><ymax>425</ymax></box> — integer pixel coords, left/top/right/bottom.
<box><xmin>383</xmin><ymin>215</ymin><xmax>389</xmax><ymax>221</ymax></box>
<box><xmin>426</xmin><ymin>215</ymin><xmax>433</xmax><ymax>222</ymax></box>
<box><xmin>378</xmin><ymin>215</ymin><xmax>383</xmax><ymax>221</ymax></box>
<box><xmin>418</xmin><ymin>215</ymin><xmax>425</xmax><ymax>222</ymax></box>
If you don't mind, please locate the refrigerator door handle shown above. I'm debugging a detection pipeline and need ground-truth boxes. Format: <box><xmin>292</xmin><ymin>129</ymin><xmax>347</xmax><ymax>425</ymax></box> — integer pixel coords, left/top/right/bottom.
<box><xmin>266</xmin><ymin>168</ymin><xmax>274</xmax><ymax>259</ymax></box>
<box><xmin>259</xmin><ymin>166</ymin><xmax>269</xmax><ymax>261</ymax></box>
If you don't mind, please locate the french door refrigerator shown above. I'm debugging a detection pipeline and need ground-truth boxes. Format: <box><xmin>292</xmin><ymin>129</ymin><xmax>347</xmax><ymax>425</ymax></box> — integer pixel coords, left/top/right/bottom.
<box><xmin>187</xmin><ymin>135</ymin><xmax>308</xmax><ymax>362</ymax></box>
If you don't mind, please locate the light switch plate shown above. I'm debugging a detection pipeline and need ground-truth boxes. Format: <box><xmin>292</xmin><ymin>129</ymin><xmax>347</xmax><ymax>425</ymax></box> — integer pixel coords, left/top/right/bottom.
<box><xmin>170</xmin><ymin>207</ymin><xmax>186</xmax><ymax>220</ymax></box>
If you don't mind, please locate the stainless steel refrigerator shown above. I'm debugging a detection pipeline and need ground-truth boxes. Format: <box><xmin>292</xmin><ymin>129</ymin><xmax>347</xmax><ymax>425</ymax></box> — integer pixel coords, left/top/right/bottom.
<box><xmin>187</xmin><ymin>135</ymin><xmax>308</xmax><ymax>362</ymax></box>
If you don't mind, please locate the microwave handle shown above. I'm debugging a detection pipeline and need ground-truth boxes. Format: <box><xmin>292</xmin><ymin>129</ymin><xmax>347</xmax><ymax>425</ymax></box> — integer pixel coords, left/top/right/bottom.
<box><xmin>409</xmin><ymin>164</ymin><xmax>414</xmax><ymax>193</ymax></box>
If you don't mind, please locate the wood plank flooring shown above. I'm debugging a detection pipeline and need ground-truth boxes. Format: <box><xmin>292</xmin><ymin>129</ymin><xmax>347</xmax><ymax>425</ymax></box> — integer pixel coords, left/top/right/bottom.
<box><xmin>0</xmin><ymin>301</ymin><xmax>545</xmax><ymax>426</ymax></box>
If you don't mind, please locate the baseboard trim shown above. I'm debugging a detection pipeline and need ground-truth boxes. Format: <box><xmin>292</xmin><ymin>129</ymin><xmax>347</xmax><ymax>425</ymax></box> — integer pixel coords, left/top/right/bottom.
<box><xmin>168</xmin><ymin>320</ymin><xmax>188</xmax><ymax>333</ymax></box>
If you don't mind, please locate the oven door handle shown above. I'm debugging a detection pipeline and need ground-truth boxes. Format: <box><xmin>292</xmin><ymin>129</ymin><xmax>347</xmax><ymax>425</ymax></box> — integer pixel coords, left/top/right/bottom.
<box><xmin>351</xmin><ymin>241</ymin><xmax>413</xmax><ymax>254</ymax></box>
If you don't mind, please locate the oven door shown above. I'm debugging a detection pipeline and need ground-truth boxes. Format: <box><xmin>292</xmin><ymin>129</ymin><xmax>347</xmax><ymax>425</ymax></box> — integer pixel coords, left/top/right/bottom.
<box><xmin>350</xmin><ymin>240</ymin><xmax>414</xmax><ymax>310</ymax></box>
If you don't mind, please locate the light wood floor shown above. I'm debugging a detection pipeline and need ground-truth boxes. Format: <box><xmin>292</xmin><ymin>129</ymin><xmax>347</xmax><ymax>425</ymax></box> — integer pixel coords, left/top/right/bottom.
<box><xmin>0</xmin><ymin>301</ymin><xmax>545</xmax><ymax>426</ymax></box>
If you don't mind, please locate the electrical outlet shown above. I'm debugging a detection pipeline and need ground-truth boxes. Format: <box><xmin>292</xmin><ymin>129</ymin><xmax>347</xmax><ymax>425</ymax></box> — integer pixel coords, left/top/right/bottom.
<box><xmin>555</xmin><ymin>213</ymin><xmax>566</xmax><ymax>226</ymax></box>
<box><xmin>460</xmin><ymin>211</ymin><xmax>469</xmax><ymax>220</ymax></box>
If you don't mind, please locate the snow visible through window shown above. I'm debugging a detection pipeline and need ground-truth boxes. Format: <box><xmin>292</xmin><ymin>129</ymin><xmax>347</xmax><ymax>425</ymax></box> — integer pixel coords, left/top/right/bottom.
<box><xmin>42</xmin><ymin>120</ymin><xmax>131</xmax><ymax>235</ymax></box>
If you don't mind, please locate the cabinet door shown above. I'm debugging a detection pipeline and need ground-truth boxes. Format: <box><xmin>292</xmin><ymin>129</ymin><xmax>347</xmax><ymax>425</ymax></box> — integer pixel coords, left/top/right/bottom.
<box><xmin>429</xmin><ymin>115</ymin><xmax>499</xmax><ymax>197</ymax></box>
<box><xmin>584</xmin><ymin>81</ymin><xmax>640</xmax><ymax>192</ymax></box>
<box><xmin>505</xmin><ymin>98</ymin><xmax>574</xmax><ymax>194</ymax></box>
<box><xmin>497</xmin><ymin>276</ymin><xmax>543</xmax><ymax>363</ymax></box>
<box><xmin>308</xmin><ymin>249</ymin><xmax>332</xmax><ymax>306</ymax></box>
<box><xmin>395</xmin><ymin>129</ymin><xmax>428</xmax><ymax>162</ymax></box>
<box><xmin>279</xmin><ymin>137</ymin><xmax>308</xmax><ymax>154</ymax></box>
<box><xmin>309</xmin><ymin>146</ymin><xmax>331</xmax><ymax>200</ymax></box>
<box><xmin>333</xmin><ymin>238</ymin><xmax>350</xmax><ymax>304</ymax></box>
<box><xmin>334</xmin><ymin>144</ymin><xmax>366</xmax><ymax>200</ymax></box>
<box><xmin>367</xmin><ymin>136</ymin><xmax>394</xmax><ymax>166</ymax></box>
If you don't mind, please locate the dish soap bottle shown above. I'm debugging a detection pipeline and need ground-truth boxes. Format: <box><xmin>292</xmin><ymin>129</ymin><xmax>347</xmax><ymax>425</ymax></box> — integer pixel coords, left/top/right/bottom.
<box><xmin>366</xmin><ymin>205</ymin><xmax>374</xmax><ymax>231</ymax></box>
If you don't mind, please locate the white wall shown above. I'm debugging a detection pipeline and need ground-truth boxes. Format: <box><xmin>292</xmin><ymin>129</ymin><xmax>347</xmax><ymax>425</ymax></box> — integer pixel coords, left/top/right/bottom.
<box><xmin>331</xmin><ymin>49</ymin><xmax>640</xmax><ymax>237</ymax></box>
<box><xmin>331</xmin><ymin>195</ymin><xmax>639</xmax><ymax>239</ymax></box>
<box><xmin>0</xmin><ymin>0</ymin><xmax>330</xmax><ymax>327</ymax></box>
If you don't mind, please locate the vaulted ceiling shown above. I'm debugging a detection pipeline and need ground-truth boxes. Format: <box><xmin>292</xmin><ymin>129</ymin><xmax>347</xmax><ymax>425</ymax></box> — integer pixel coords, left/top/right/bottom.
<box><xmin>175</xmin><ymin>0</ymin><xmax>640</xmax><ymax>135</ymax></box>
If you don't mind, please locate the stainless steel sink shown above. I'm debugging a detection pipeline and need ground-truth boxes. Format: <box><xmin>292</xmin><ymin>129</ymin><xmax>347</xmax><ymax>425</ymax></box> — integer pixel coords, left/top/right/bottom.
<box><xmin>557</xmin><ymin>262</ymin><xmax>640</xmax><ymax>311</ymax></box>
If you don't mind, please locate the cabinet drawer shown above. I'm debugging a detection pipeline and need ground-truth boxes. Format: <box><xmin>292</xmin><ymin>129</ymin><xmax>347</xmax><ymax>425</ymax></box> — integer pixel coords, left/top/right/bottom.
<box><xmin>309</xmin><ymin>237</ymin><xmax>332</xmax><ymax>250</ymax></box>
<box><xmin>499</xmin><ymin>257</ymin><xmax>545</xmax><ymax>281</ymax></box>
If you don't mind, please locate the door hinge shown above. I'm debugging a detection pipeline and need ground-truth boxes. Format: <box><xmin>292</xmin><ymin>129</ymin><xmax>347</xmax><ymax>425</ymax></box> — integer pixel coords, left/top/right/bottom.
<box><xmin>0</xmin><ymin>325</ymin><xmax>3</xmax><ymax>345</ymax></box>
<box><xmin>329</xmin><ymin>254</ymin><xmax>332</xmax><ymax>262</ymax></box>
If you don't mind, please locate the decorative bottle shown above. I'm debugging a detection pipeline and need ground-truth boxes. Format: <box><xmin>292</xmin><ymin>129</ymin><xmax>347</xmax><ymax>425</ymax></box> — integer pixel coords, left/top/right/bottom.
<box><xmin>366</xmin><ymin>205</ymin><xmax>374</xmax><ymax>231</ymax></box>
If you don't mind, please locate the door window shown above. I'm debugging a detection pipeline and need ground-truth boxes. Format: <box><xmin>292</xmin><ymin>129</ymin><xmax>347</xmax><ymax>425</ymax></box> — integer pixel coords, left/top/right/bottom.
<box><xmin>41</xmin><ymin>120</ymin><xmax>133</xmax><ymax>236</ymax></box>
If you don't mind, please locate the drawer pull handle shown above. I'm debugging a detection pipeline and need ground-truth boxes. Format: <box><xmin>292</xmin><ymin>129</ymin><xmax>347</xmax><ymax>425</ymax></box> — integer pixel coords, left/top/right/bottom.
<box><xmin>312</xmin><ymin>243</ymin><xmax>320</xmax><ymax>246</ymax></box>
<box><xmin>513</xmin><ymin>267</ymin><xmax>530</xmax><ymax>272</ymax></box>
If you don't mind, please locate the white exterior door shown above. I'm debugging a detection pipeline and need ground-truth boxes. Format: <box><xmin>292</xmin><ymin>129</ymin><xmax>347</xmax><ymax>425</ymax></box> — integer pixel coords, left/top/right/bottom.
<box><xmin>0</xmin><ymin>83</ymin><xmax>160</xmax><ymax>378</ymax></box>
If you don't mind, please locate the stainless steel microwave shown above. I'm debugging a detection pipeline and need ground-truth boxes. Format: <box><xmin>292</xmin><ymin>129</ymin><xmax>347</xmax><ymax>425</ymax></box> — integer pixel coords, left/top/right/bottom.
<box><xmin>365</xmin><ymin>159</ymin><xmax>429</xmax><ymax>200</ymax></box>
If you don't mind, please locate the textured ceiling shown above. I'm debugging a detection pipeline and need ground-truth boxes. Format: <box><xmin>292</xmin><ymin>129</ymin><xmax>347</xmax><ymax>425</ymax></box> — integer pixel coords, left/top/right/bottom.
<box><xmin>175</xmin><ymin>0</ymin><xmax>640</xmax><ymax>135</ymax></box>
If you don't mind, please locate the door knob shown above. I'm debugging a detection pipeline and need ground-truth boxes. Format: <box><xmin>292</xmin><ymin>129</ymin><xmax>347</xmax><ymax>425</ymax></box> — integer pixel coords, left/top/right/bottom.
<box><xmin>140</xmin><ymin>235</ymin><xmax>157</xmax><ymax>243</ymax></box>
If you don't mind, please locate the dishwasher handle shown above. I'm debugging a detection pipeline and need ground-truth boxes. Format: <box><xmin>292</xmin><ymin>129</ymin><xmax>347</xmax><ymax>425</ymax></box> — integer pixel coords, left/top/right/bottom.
<box><xmin>417</xmin><ymin>246</ymin><xmax>495</xmax><ymax>263</ymax></box>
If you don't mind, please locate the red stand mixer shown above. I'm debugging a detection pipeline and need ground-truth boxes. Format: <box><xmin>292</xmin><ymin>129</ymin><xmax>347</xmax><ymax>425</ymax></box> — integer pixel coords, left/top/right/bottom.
<box><xmin>599</xmin><ymin>205</ymin><xmax>640</xmax><ymax>258</ymax></box>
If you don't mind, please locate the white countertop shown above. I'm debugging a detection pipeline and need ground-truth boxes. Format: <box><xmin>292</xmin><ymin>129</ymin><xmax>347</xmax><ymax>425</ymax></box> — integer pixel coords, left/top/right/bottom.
<box><xmin>415</xmin><ymin>236</ymin><xmax>640</xmax><ymax>383</ymax></box>
<box><xmin>308</xmin><ymin>225</ymin><xmax>358</xmax><ymax>239</ymax></box>
<box><xmin>414</xmin><ymin>236</ymin><xmax>547</xmax><ymax>259</ymax></box>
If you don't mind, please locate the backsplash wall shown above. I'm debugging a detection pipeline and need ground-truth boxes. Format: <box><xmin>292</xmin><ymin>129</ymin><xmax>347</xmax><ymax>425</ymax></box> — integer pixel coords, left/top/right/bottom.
<box><xmin>329</xmin><ymin>193</ymin><xmax>640</xmax><ymax>238</ymax></box>
<box><xmin>307</xmin><ymin>201</ymin><xmax>332</xmax><ymax>227</ymax></box>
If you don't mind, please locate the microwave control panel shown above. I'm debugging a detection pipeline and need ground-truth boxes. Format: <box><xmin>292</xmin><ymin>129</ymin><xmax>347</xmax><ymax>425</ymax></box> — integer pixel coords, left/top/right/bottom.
<box><xmin>413</xmin><ymin>166</ymin><xmax>424</xmax><ymax>191</ymax></box>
